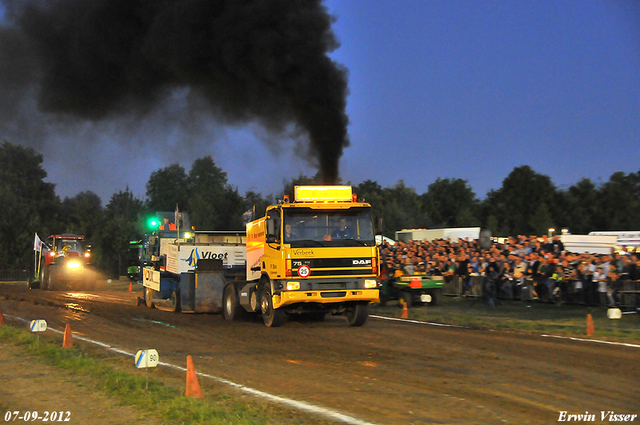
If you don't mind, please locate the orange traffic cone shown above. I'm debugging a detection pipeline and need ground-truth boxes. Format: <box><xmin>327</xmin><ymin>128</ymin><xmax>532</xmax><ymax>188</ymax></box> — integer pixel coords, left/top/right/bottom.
<box><xmin>586</xmin><ymin>314</ymin><xmax>595</xmax><ymax>336</ymax></box>
<box><xmin>0</xmin><ymin>306</ymin><xmax>5</xmax><ymax>326</ymax></box>
<box><xmin>128</xmin><ymin>282</ymin><xmax>133</xmax><ymax>292</ymax></box>
<box><xmin>62</xmin><ymin>323</ymin><xmax>73</xmax><ymax>348</ymax></box>
<box><xmin>401</xmin><ymin>301</ymin><xmax>409</xmax><ymax>319</ymax></box>
<box><xmin>185</xmin><ymin>355</ymin><xmax>203</xmax><ymax>398</ymax></box>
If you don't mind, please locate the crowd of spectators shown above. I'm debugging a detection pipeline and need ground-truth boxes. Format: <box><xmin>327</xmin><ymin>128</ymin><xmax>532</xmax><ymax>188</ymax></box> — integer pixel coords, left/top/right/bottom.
<box><xmin>379</xmin><ymin>234</ymin><xmax>640</xmax><ymax>307</ymax></box>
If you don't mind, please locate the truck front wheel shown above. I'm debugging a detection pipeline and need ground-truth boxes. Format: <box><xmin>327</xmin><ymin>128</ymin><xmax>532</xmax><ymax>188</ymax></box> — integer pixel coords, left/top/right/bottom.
<box><xmin>45</xmin><ymin>267</ymin><xmax>56</xmax><ymax>291</ymax></box>
<box><xmin>346</xmin><ymin>303</ymin><xmax>369</xmax><ymax>327</ymax></box>
<box><xmin>40</xmin><ymin>267</ymin><xmax>48</xmax><ymax>290</ymax></box>
<box><xmin>261</xmin><ymin>284</ymin><xmax>285</xmax><ymax>327</ymax></box>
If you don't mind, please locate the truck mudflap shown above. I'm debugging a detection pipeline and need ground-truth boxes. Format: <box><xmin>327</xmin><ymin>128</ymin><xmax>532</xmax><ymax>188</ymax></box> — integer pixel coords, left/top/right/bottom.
<box><xmin>178</xmin><ymin>270</ymin><xmax>226</xmax><ymax>313</ymax></box>
<box><xmin>272</xmin><ymin>288</ymin><xmax>379</xmax><ymax>310</ymax></box>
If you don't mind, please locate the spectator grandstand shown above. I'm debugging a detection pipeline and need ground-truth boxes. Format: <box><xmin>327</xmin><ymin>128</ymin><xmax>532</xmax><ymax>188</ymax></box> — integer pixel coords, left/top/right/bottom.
<box><xmin>379</xmin><ymin>235</ymin><xmax>640</xmax><ymax>308</ymax></box>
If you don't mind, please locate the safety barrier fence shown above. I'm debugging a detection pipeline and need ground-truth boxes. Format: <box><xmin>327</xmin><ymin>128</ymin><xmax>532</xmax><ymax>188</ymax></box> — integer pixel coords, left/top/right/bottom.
<box><xmin>618</xmin><ymin>280</ymin><xmax>640</xmax><ymax>309</ymax></box>
<box><xmin>0</xmin><ymin>269</ymin><xmax>29</xmax><ymax>282</ymax></box>
<box><xmin>442</xmin><ymin>275</ymin><xmax>640</xmax><ymax>308</ymax></box>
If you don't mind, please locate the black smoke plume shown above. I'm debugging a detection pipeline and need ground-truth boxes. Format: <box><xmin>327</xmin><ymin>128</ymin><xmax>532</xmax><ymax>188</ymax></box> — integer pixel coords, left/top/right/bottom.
<box><xmin>0</xmin><ymin>0</ymin><xmax>349</xmax><ymax>183</ymax></box>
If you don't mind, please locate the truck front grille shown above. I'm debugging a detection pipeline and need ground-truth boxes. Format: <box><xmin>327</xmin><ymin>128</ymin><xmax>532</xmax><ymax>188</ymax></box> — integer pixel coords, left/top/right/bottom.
<box><xmin>320</xmin><ymin>291</ymin><xmax>347</xmax><ymax>298</ymax></box>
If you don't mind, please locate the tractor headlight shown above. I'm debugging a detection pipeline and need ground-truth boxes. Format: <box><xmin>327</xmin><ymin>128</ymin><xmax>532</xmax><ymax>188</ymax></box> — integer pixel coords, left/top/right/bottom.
<box><xmin>66</xmin><ymin>261</ymin><xmax>80</xmax><ymax>269</ymax></box>
<box><xmin>286</xmin><ymin>281</ymin><xmax>300</xmax><ymax>291</ymax></box>
<box><xmin>364</xmin><ymin>279</ymin><xmax>377</xmax><ymax>289</ymax></box>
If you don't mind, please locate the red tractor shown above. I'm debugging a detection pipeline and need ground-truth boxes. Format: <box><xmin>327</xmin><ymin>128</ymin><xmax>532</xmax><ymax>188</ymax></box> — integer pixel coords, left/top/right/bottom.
<box><xmin>36</xmin><ymin>234</ymin><xmax>96</xmax><ymax>290</ymax></box>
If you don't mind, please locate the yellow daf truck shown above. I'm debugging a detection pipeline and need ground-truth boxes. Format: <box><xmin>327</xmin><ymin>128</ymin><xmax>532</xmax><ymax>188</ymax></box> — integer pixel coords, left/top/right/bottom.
<box><xmin>226</xmin><ymin>185</ymin><xmax>380</xmax><ymax>327</ymax></box>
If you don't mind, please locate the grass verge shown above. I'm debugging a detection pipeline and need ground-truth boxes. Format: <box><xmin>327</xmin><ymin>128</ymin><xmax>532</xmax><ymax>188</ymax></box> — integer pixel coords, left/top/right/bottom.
<box><xmin>0</xmin><ymin>326</ymin><xmax>334</xmax><ymax>425</ymax></box>
<box><xmin>373</xmin><ymin>296</ymin><xmax>640</xmax><ymax>342</ymax></box>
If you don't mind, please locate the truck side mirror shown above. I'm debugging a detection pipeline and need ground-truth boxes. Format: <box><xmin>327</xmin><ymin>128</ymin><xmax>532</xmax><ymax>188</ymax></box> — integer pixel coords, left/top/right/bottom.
<box><xmin>266</xmin><ymin>210</ymin><xmax>281</xmax><ymax>243</ymax></box>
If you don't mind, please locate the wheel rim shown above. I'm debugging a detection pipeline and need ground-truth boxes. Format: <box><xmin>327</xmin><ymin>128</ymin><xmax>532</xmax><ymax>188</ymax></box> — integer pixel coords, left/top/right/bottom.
<box><xmin>261</xmin><ymin>290</ymin><xmax>271</xmax><ymax>317</ymax></box>
<box><xmin>226</xmin><ymin>291</ymin><xmax>233</xmax><ymax>315</ymax></box>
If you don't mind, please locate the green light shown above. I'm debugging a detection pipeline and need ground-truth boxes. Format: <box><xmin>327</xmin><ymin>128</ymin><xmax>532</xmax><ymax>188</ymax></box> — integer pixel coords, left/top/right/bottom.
<box><xmin>146</xmin><ymin>216</ymin><xmax>159</xmax><ymax>229</ymax></box>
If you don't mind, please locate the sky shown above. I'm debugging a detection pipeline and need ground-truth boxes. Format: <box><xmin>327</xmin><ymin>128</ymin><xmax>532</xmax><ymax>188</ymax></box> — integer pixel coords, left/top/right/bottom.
<box><xmin>1</xmin><ymin>0</ymin><xmax>639</xmax><ymax>203</ymax></box>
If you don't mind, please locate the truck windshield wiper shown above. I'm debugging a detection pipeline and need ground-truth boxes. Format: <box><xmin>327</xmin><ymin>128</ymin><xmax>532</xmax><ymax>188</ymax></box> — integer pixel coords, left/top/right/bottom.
<box><xmin>341</xmin><ymin>238</ymin><xmax>369</xmax><ymax>246</ymax></box>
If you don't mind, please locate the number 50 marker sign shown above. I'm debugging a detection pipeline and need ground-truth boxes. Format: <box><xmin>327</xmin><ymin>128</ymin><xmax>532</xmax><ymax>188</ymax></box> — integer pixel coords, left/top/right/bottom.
<box><xmin>135</xmin><ymin>349</ymin><xmax>159</xmax><ymax>369</ymax></box>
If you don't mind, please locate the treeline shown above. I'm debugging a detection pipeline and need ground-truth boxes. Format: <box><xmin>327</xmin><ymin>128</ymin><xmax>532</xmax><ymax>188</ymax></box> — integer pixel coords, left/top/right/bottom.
<box><xmin>1</xmin><ymin>140</ymin><xmax>639</xmax><ymax>277</ymax></box>
<box><xmin>356</xmin><ymin>166</ymin><xmax>640</xmax><ymax>239</ymax></box>
<box><xmin>0</xmin><ymin>141</ymin><xmax>262</xmax><ymax>276</ymax></box>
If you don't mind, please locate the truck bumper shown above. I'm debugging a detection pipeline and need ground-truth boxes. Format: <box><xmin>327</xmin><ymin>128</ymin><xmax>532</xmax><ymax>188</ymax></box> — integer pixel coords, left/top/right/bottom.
<box><xmin>273</xmin><ymin>289</ymin><xmax>379</xmax><ymax>309</ymax></box>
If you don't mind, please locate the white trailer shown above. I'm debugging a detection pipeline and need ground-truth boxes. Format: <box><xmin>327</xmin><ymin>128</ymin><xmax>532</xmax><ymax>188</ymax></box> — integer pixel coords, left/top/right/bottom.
<box><xmin>588</xmin><ymin>231</ymin><xmax>640</xmax><ymax>248</ymax></box>
<box><xmin>561</xmin><ymin>234</ymin><xmax>618</xmax><ymax>255</ymax></box>
<box><xmin>395</xmin><ymin>227</ymin><xmax>481</xmax><ymax>243</ymax></box>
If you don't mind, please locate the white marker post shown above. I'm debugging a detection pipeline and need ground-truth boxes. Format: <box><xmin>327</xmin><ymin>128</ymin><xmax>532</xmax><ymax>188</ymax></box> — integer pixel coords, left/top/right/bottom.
<box><xmin>135</xmin><ymin>349</ymin><xmax>159</xmax><ymax>391</ymax></box>
<box><xmin>29</xmin><ymin>319</ymin><xmax>47</xmax><ymax>344</ymax></box>
<box><xmin>30</xmin><ymin>319</ymin><xmax>47</xmax><ymax>332</ymax></box>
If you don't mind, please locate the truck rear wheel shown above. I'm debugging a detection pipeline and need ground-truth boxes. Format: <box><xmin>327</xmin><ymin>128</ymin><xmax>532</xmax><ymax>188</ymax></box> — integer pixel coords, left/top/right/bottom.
<box><xmin>168</xmin><ymin>290</ymin><xmax>180</xmax><ymax>312</ymax></box>
<box><xmin>261</xmin><ymin>285</ymin><xmax>285</xmax><ymax>327</ymax></box>
<box><xmin>145</xmin><ymin>287</ymin><xmax>156</xmax><ymax>309</ymax></box>
<box><xmin>223</xmin><ymin>285</ymin><xmax>245</xmax><ymax>321</ymax></box>
<box><xmin>346</xmin><ymin>303</ymin><xmax>369</xmax><ymax>327</ymax></box>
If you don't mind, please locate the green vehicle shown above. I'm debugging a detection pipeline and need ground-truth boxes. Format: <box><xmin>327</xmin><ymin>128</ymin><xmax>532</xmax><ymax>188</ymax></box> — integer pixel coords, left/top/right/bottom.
<box><xmin>127</xmin><ymin>240</ymin><xmax>142</xmax><ymax>281</ymax></box>
<box><xmin>380</xmin><ymin>274</ymin><xmax>444</xmax><ymax>307</ymax></box>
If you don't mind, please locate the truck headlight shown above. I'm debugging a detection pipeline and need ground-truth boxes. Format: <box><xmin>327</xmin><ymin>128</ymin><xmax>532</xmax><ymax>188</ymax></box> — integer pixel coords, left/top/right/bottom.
<box><xmin>66</xmin><ymin>261</ymin><xmax>80</xmax><ymax>269</ymax></box>
<box><xmin>364</xmin><ymin>279</ymin><xmax>377</xmax><ymax>288</ymax></box>
<box><xmin>286</xmin><ymin>281</ymin><xmax>300</xmax><ymax>291</ymax></box>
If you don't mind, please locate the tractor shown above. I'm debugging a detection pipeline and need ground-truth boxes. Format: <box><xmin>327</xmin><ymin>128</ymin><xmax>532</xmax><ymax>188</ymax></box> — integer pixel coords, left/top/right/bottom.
<box><xmin>33</xmin><ymin>234</ymin><xmax>96</xmax><ymax>290</ymax></box>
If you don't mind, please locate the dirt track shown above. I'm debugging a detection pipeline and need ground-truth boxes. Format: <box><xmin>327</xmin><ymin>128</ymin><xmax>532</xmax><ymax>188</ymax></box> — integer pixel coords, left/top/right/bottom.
<box><xmin>1</xmin><ymin>282</ymin><xmax>638</xmax><ymax>425</ymax></box>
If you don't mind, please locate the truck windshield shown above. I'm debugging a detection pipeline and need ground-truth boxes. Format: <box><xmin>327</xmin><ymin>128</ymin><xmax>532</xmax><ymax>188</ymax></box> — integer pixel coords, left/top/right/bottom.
<box><xmin>57</xmin><ymin>239</ymin><xmax>82</xmax><ymax>253</ymax></box>
<box><xmin>283</xmin><ymin>207</ymin><xmax>375</xmax><ymax>247</ymax></box>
